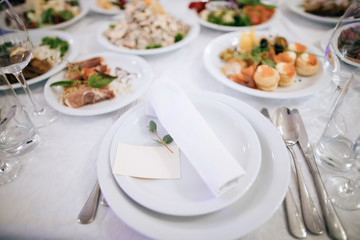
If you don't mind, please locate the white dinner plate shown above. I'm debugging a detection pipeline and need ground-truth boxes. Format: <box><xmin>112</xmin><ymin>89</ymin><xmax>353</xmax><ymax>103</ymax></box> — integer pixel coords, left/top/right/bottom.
<box><xmin>44</xmin><ymin>52</ymin><xmax>152</xmax><ymax>116</ymax></box>
<box><xmin>98</xmin><ymin>92</ymin><xmax>290</xmax><ymax>240</ymax></box>
<box><xmin>96</xmin><ymin>10</ymin><xmax>200</xmax><ymax>55</ymax></box>
<box><xmin>203</xmin><ymin>30</ymin><xmax>329</xmax><ymax>99</ymax></box>
<box><xmin>287</xmin><ymin>0</ymin><xmax>340</xmax><ymax>24</ymax></box>
<box><xmin>332</xmin><ymin>23</ymin><xmax>360</xmax><ymax>68</ymax></box>
<box><xmin>90</xmin><ymin>0</ymin><xmax>123</xmax><ymax>15</ymax></box>
<box><xmin>0</xmin><ymin>0</ymin><xmax>89</xmax><ymax>31</ymax></box>
<box><xmin>196</xmin><ymin>9</ymin><xmax>278</xmax><ymax>32</ymax></box>
<box><xmin>109</xmin><ymin>95</ymin><xmax>261</xmax><ymax>216</ymax></box>
<box><xmin>0</xmin><ymin>30</ymin><xmax>78</xmax><ymax>91</ymax></box>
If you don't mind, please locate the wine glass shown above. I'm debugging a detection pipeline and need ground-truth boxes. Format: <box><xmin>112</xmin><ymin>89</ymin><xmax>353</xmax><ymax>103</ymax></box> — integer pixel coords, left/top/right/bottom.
<box><xmin>0</xmin><ymin>0</ymin><xmax>60</xmax><ymax>128</ymax></box>
<box><xmin>314</xmin><ymin>0</ymin><xmax>360</xmax><ymax>210</ymax></box>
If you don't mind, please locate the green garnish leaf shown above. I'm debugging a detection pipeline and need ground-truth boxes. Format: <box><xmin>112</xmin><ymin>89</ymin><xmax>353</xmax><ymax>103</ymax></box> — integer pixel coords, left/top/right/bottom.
<box><xmin>41</xmin><ymin>8</ymin><xmax>55</xmax><ymax>24</ymax></box>
<box><xmin>149</xmin><ymin>120</ymin><xmax>157</xmax><ymax>133</ymax></box>
<box><xmin>59</xmin><ymin>10</ymin><xmax>74</xmax><ymax>21</ymax></box>
<box><xmin>50</xmin><ymin>80</ymin><xmax>75</xmax><ymax>87</ymax></box>
<box><xmin>109</xmin><ymin>24</ymin><xmax>115</xmax><ymax>29</ymax></box>
<box><xmin>174</xmin><ymin>33</ymin><xmax>184</xmax><ymax>43</ymax></box>
<box><xmin>261</xmin><ymin>58</ymin><xmax>275</xmax><ymax>68</ymax></box>
<box><xmin>87</xmin><ymin>73</ymin><xmax>116</xmax><ymax>89</ymax></box>
<box><xmin>147</xmin><ymin>120</ymin><xmax>173</xmax><ymax>153</ymax></box>
<box><xmin>146</xmin><ymin>44</ymin><xmax>162</xmax><ymax>49</ymax></box>
<box><xmin>162</xmin><ymin>135</ymin><xmax>173</xmax><ymax>144</ymax></box>
<box><xmin>41</xmin><ymin>36</ymin><xmax>69</xmax><ymax>57</ymax></box>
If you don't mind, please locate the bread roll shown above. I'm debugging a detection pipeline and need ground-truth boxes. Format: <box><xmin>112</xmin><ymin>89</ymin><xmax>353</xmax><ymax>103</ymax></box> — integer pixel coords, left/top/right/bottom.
<box><xmin>276</xmin><ymin>62</ymin><xmax>296</xmax><ymax>87</ymax></box>
<box><xmin>254</xmin><ymin>65</ymin><xmax>280</xmax><ymax>91</ymax></box>
<box><xmin>295</xmin><ymin>53</ymin><xmax>319</xmax><ymax>76</ymax></box>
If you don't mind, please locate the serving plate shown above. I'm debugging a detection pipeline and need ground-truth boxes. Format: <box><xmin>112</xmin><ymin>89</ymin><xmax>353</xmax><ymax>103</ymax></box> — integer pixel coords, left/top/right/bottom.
<box><xmin>203</xmin><ymin>30</ymin><xmax>329</xmax><ymax>99</ymax></box>
<box><xmin>44</xmin><ymin>52</ymin><xmax>152</xmax><ymax>116</ymax></box>
<box><xmin>98</xmin><ymin>92</ymin><xmax>290</xmax><ymax>240</ymax></box>
<box><xmin>287</xmin><ymin>0</ymin><xmax>340</xmax><ymax>24</ymax></box>
<box><xmin>109</xmin><ymin>96</ymin><xmax>261</xmax><ymax>216</ymax></box>
<box><xmin>0</xmin><ymin>30</ymin><xmax>78</xmax><ymax>91</ymax></box>
<box><xmin>196</xmin><ymin>9</ymin><xmax>278</xmax><ymax>32</ymax></box>
<box><xmin>0</xmin><ymin>0</ymin><xmax>89</xmax><ymax>31</ymax></box>
<box><xmin>96</xmin><ymin>10</ymin><xmax>200</xmax><ymax>55</ymax></box>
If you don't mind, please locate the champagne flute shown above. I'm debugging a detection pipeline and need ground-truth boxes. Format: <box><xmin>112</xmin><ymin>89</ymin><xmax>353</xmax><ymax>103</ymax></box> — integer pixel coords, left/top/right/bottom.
<box><xmin>0</xmin><ymin>0</ymin><xmax>60</xmax><ymax>128</ymax></box>
<box><xmin>314</xmin><ymin>0</ymin><xmax>360</xmax><ymax>210</ymax></box>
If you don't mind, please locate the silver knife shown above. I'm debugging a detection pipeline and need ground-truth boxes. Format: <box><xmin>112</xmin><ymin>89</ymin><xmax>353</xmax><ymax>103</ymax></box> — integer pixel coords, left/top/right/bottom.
<box><xmin>291</xmin><ymin>109</ymin><xmax>347</xmax><ymax>240</ymax></box>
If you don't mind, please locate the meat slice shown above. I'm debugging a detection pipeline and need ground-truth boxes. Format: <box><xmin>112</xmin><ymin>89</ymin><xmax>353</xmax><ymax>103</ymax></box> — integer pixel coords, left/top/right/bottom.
<box><xmin>61</xmin><ymin>84</ymin><xmax>115</xmax><ymax>108</ymax></box>
<box><xmin>65</xmin><ymin>57</ymin><xmax>110</xmax><ymax>80</ymax></box>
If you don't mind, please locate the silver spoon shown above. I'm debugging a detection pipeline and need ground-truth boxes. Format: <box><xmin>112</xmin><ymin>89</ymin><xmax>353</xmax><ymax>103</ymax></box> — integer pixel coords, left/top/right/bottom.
<box><xmin>274</xmin><ymin>107</ymin><xmax>324</xmax><ymax>235</ymax></box>
<box><xmin>260</xmin><ymin>108</ymin><xmax>307</xmax><ymax>239</ymax></box>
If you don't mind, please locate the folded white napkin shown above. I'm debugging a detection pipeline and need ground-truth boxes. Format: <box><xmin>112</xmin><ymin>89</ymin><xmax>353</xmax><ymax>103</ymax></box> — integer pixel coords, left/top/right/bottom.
<box><xmin>148</xmin><ymin>81</ymin><xmax>245</xmax><ymax>197</ymax></box>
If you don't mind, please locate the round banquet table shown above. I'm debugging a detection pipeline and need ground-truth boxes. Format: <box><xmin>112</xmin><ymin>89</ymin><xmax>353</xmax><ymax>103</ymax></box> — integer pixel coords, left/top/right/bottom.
<box><xmin>0</xmin><ymin>0</ymin><xmax>359</xmax><ymax>239</ymax></box>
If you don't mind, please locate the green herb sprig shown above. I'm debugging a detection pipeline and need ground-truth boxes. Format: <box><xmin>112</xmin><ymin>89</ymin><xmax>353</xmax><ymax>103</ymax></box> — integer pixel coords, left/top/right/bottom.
<box><xmin>148</xmin><ymin>120</ymin><xmax>173</xmax><ymax>153</ymax></box>
<box><xmin>50</xmin><ymin>73</ymin><xmax>117</xmax><ymax>88</ymax></box>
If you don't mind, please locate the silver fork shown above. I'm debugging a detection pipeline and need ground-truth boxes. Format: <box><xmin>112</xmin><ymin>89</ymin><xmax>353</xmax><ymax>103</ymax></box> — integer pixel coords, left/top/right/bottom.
<box><xmin>77</xmin><ymin>101</ymin><xmax>137</xmax><ymax>224</ymax></box>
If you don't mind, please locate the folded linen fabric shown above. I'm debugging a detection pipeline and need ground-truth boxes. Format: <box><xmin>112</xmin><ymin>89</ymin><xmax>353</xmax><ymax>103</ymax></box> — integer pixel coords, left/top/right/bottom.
<box><xmin>148</xmin><ymin>81</ymin><xmax>245</xmax><ymax>197</ymax></box>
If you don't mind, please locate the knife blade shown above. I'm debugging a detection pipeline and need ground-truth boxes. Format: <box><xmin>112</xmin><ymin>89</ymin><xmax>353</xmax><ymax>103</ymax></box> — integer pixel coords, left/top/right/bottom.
<box><xmin>291</xmin><ymin>109</ymin><xmax>347</xmax><ymax>240</ymax></box>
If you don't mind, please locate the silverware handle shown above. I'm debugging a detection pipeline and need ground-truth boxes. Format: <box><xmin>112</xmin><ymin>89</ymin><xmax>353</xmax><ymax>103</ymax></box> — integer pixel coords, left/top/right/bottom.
<box><xmin>304</xmin><ymin>153</ymin><xmax>348</xmax><ymax>240</ymax></box>
<box><xmin>77</xmin><ymin>181</ymin><xmax>101</xmax><ymax>224</ymax></box>
<box><xmin>288</xmin><ymin>145</ymin><xmax>324</xmax><ymax>235</ymax></box>
<box><xmin>284</xmin><ymin>189</ymin><xmax>307</xmax><ymax>239</ymax></box>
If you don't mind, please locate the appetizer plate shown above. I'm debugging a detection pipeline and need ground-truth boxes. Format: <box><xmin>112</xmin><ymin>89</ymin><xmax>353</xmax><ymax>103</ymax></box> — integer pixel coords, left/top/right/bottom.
<box><xmin>203</xmin><ymin>30</ymin><xmax>329</xmax><ymax>99</ymax></box>
<box><xmin>0</xmin><ymin>0</ymin><xmax>89</xmax><ymax>31</ymax></box>
<box><xmin>0</xmin><ymin>30</ymin><xmax>78</xmax><ymax>91</ymax></box>
<box><xmin>287</xmin><ymin>0</ymin><xmax>340</xmax><ymax>24</ymax></box>
<box><xmin>98</xmin><ymin>92</ymin><xmax>290</xmax><ymax>240</ymax></box>
<box><xmin>332</xmin><ymin>22</ymin><xmax>360</xmax><ymax>68</ymax></box>
<box><xmin>90</xmin><ymin>0</ymin><xmax>123</xmax><ymax>15</ymax></box>
<box><xmin>109</xmin><ymin>95</ymin><xmax>261</xmax><ymax>216</ymax></box>
<box><xmin>196</xmin><ymin>9</ymin><xmax>278</xmax><ymax>32</ymax></box>
<box><xmin>44</xmin><ymin>52</ymin><xmax>152</xmax><ymax>116</ymax></box>
<box><xmin>96</xmin><ymin>10</ymin><xmax>200</xmax><ymax>55</ymax></box>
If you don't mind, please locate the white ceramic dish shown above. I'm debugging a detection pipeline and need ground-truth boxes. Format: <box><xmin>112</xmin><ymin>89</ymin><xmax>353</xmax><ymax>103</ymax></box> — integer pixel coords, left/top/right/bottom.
<box><xmin>0</xmin><ymin>30</ymin><xmax>78</xmax><ymax>91</ymax></box>
<box><xmin>109</xmin><ymin>96</ymin><xmax>261</xmax><ymax>216</ymax></box>
<box><xmin>196</xmin><ymin>9</ymin><xmax>278</xmax><ymax>32</ymax></box>
<box><xmin>0</xmin><ymin>0</ymin><xmax>89</xmax><ymax>31</ymax></box>
<box><xmin>287</xmin><ymin>0</ymin><xmax>340</xmax><ymax>24</ymax></box>
<box><xmin>90</xmin><ymin>0</ymin><xmax>123</xmax><ymax>15</ymax></box>
<box><xmin>96</xmin><ymin>10</ymin><xmax>200</xmax><ymax>55</ymax></box>
<box><xmin>332</xmin><ymin>23</ymin><xmax>360</xmax><ymax>68</ymax></box>
<box><xmin>44</xmin><ymin>52</ymin><xmax>152</xmax><ymax>116</ymax></box>
<box><xmin>98</xmin><ymin>92</ymin><xmax>290</xmax><ymax>240</ymax></box>
<box><xmin>203</xmin><ymin>30</ymin><xmax>329</xmax><ymax>99</ymax></box>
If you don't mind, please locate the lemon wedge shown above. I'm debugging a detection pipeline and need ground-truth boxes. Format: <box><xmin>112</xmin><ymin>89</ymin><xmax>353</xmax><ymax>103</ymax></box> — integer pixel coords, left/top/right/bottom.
<box><xmin>9</xmin><ymin>47</ymin><xmax>26</xmax><ymax>57</ymax></box>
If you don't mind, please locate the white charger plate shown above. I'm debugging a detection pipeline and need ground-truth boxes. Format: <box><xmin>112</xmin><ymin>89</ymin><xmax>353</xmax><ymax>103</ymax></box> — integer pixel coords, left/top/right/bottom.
<box><xmin>196</xmin><ymin>9</ymin><xmax>278</xmax><ymax>32</ymax></box>
<box><xmin>90</xmin><ymin>0</ymin><xmax>123</xmax><ymax>15</ymax></box>
<box><xmin>287</xmin><ymin>0</ymin><xmax>340</xmax><ymax>24</ymax></box>
<box><xmin>96</xmin><ymin>10</ymin><xmax>200</xmax><ymax>55</ymax></box>
<box><xmin>98</xmin><ymin>92</ymin><xmax>290</xmax><ymax>240</ymax></box>
<box><xmin>43</xmin><ymin>52</ymin><xmax>152</xmax><ymax>116</ymax></box>
<box><xmin>203</xmin><ymin>30</ymin><xmax>329</xmax><ymax>99</ymax></box>
<box><xmin>109</xmin><ymin>95</ymin><xmax>261</xmax><ymax>216</ymax></box>
<box><xmin>0</xmin><ymin>30</ymin><xmax>79</xmax><ymax>91</ymax></box>
<box><xmin>0</xmin><ymin>0</ymin><xmax>89</xmax><ymax>31</ymax></box>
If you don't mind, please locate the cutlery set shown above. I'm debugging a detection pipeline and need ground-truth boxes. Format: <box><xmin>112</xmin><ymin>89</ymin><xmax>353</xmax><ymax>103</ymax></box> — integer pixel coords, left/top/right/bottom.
<box><xmin>261</xmin><ymin>107</ymin><xmax>347</xmax><ymax>240</ymax></box>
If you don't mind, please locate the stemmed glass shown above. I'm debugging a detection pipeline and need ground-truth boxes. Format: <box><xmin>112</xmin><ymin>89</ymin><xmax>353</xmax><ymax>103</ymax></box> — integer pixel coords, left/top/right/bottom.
<box><xmin>314</xmin><ymin>0</ymin><xmax>360</xmax><ymax>210</ymax></box>
<box><xmin>0</xmin><ymin>0</ymin><xmax>60</xmax><ymax>128</ymax></box>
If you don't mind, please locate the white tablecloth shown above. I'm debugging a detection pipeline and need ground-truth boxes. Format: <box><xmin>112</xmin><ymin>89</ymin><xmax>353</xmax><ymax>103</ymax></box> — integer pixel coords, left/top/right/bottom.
<box><xmin>1</xmin><ymin>0</ymin><xmax>359</xmax><ymax>239</ymax></box>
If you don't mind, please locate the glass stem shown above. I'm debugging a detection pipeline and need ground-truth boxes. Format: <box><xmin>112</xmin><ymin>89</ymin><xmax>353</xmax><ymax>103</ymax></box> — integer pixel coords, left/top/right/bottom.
<box><xmin>342</xmin><ymin>179</ymin><xmax>355</xmax><ymax>195</ymax></box>
<box><xmin>13</xmin><ymin>72</ymin><xmax>45</xmax><ymax>115</ymax></box>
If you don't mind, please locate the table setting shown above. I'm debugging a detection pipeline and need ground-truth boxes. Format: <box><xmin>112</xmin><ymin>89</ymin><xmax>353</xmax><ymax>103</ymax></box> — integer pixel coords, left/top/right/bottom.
<box><xmin>0</xmin><ymin>0</ymin><xmax>360</xmax><ymax>239</ymax></box>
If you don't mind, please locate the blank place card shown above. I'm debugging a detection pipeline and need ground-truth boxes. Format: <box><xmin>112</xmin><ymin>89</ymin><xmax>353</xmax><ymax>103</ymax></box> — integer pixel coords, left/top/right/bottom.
<box><xmin>112</xmin><ymin>143</ymin><xmax>181</xmax><ymax>179</ymax></box>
